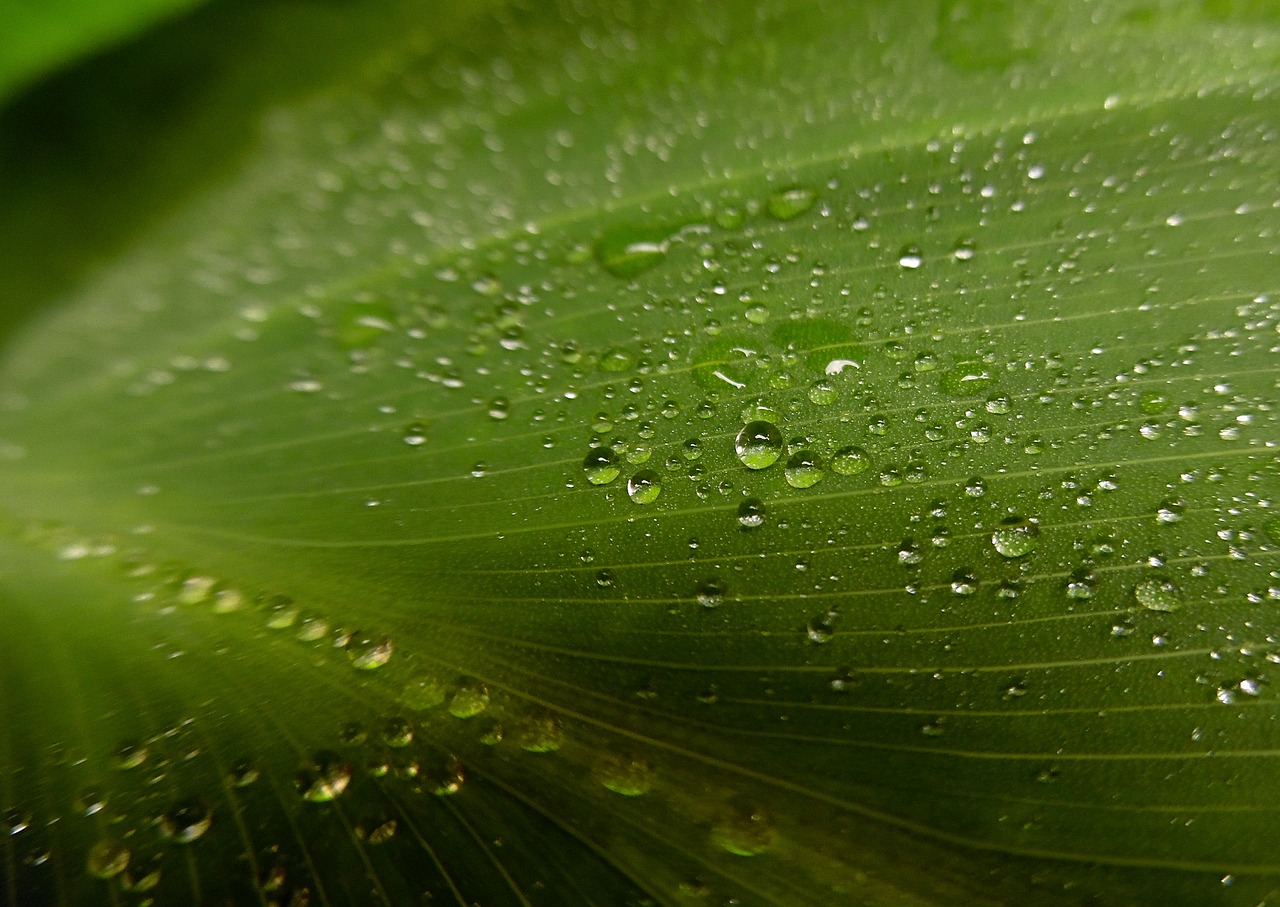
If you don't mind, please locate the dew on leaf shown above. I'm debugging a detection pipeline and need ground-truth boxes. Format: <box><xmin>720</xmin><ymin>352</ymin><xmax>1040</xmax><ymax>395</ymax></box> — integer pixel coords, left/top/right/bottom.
<box><xmin>991</xmin><ymin>516</ymin><xmax>1041</xmax><ymax>558</ymax></box>
<box><xmin>627</xmin><ymin>469</ymin><xmax>662</xmax><ymax>504</ymax></box>
<box><xmin>784</xmin><ymin>451</ymin><xmax>825</xmax><ymax>488</ymax></box>
<box><xmin>87</xmin><ymin>839</ymin><xmax>130</xmax><ymax>879</ymax></box>
<box><xmin>448</xmin><ymin>680</ymin><xmax>490</xmax><ymax>718</ymax></box>
<box><xmin>712</xmin><ymin>803</ymin><xmax>777</xmax><ymax>856</ymax></box>
<box><xmin>296</xmin><ymin>751</ymin><xmax>352</xmax><ymax>802</ymax></box>
<box><xmin>1134</xmin><ymin>578</ymin><xmax>1182</xmax><ymax>612</ymax></box>
<box><xmin>735</xmin><ymin>421</ymin><xmax>783</xmax><ymax>469</ymax></box>
<box><xmin>348</xmin><ymin>636</ymin><xmax>393</xmax><ymax>670</ymax></box>
<box><xmin>766</xmin><ymin>186</ymin><xmax>816</xmax><ymax>220</ymax></box>
<box><xmin>597</xmin><ymin>752</ymin><xmax>657</xmax><ymax>796</ymax></box>
<box><xmin>830</xmin><ymin>446</ymin><xmax>870</xmax><ymax>476</ymax></box>
<box><xmin>594</xmin><ymin>224</ymin><xmax>672</xmax><ymax>278</ymax></box>
<box><xmin>737</xmin><ymin>498</ymin><xmax>766</xmax><ymax>528</ymax></box>
<box><xmin>158</xmin><ymin>798</ymin><xmax>212</xmax><ymax>843</ymax></box>
<box><xmin>583</xmin><ymin>448</ymin><xmax>621</xmax><ymax>485</ymax></box>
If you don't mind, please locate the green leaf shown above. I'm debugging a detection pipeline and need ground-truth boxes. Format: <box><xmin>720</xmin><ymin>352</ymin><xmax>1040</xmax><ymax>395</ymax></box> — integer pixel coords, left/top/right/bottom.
<box><xmin>0</xmin><ymin>0</ymin><xmax>207</xmax><ymax>105</ymax></box>
<box><xmin>1</xmin><ymin>1</ymin><xmax>1278</xmax><ymax>904</ymax></box>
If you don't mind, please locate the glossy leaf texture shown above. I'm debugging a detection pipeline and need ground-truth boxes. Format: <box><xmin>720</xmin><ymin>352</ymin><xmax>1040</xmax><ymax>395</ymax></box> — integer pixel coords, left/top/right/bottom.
<box><xmin>0</xmin><ymin>1</ymin><xmax>1278</xmax><ymax>905</ymax></box>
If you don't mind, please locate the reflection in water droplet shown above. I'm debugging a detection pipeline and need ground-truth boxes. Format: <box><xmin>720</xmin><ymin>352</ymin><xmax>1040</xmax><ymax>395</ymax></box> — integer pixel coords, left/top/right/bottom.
<box><xmin>735</xmin><ymin>421</ymin><xmax>783</xmax><ymax>470</ymax></box>
<box><xmin>898</xmin><ymin>245</ymin><xmax>923</xmax><ymax>269</ymax></box>
<box><xmin>696</xmin><ymin>578</ymin><xmax>725</xmax><ymax>608</ymax></box>
<box><xmin>594</xmin><ymin>224</ymin><xmax>672</xmax><ymax>278</ymax></box>
<box><xmin>627</xmin><ymin>469</ymin><xmax>662</xmax><ymax>504</ymax></box>
<box><xmin>712</xmin><ymin>803</ymin><xmax>777</xmax><ymax>856</ymax></box>
<box><xmin>784</xmin><ymin>451</ymin><xmax>825</xmax><ymax>489</ymax></box>
<box><xmin>737</xmin><ymin>498</ymin><xmax>766</xmax><ymax>528</ymax></box>
<box><xmin>348</xmin><ymin>636</ymin><xmax>393</xmax><ymax>670</ymax></box>
<box><xmin>1066</xmin><ymin>568</ymin><xmax>1095</xmax><ymax>600</ymax></box>
<box><xmin>87</xmin><ymin>839</ymin><xmax>130</xmax><ymax>879</ymax></box>
<box><xmin>382</xmin><ymin>718</ymin><xmax>413</xmax><ymax>748</ymax></box>
<box><xmin>296</xmin><ymin>751</ymin><xmax>352</xmax><ymax>802</ymax></box>
<box><xmin>991</xmin><ymin>517</ymin><xmax>1040</xmax><ymax>558</ymax></box>
<box><xmin>831</xmin><ymin>446</ymin><xmax>870</xmax><ymax>476</ymax></box>
<box><xmin>583</xmin><ymin>448</ymin><xmax>621</xmax><ymax>485</ymax></box>
<box><xmin>767</xmin><ymin>186</ymin><xmax>816</xmax><ymax>220</ymax></box>
<box><xmin>597</xmin><ymin>752</ymin><xmax>656</xmax><ymax>796</ymax></box>
<box><xmin>159</xmin><ymin>798</ymin><xmax>212</xmax><ymax>843</ymax></box>
<box><xmin>1156</xmin><ymin>500</ymin><xmax>1185</xmax><ymax>524</ymax></box>
<box><xmin>951</xmin><ymin>569</ymin><xmax>978</xmax><ymax>596</ymax></box>
<box><xmin>448</xmin><ymin>680</ymin><xmax>490</xmax><ymax>718</ymax></box>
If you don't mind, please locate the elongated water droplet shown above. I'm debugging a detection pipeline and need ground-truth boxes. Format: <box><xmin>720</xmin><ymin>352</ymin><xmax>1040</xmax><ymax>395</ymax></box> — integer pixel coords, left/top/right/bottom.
<box><xmin>767</xmin><ymin>186</ymin><xmax>816</xmax><ymax>221</ymax></box>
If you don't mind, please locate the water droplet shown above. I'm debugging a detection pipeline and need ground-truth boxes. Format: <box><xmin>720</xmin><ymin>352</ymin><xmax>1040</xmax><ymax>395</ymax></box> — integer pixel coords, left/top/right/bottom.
<box><xmin>487</xmin><ymin>397</ymin><xmax>510</xmax><ymax>421</ymax></box>
<box><xmin>597</xmin><ymin>752</ymin><xmax>656</xmax><ymax>796</ymax></box>
<box><xmin>403</xmin><ymin>676</ymin><xmax>446</xmax><ymax>710</ymax></box>
<box><xmin>951</xmin><ymin>569</ymin><xmax>978</xmax><ymax>596</ymax></box>
<box><xmin>627</xmin><ymin>469</ymin><xmax>662</xmax><ymax>504</ymax></box>
<box><xmin>735</xmin><ymin>421</ymin><xmax>783</xmax><ymax>470</ymax></box>
<box><xmin>953</xmin><ymin>237</ymin><xmax>976</xmax><ymax>261</ymax></box>
<box><xmin>1065</xmin><ymin>568</ymin><xmax>1095</xmax><ymax>600</ymax></box>
<box><xmin>941</xmin><ymin>360</ymin><xmax>997</xmax><ymax>396</ymax></box>
<box><xmin>898</xmin><ymin>245</ymin><xmax>923</xmax><ymax>269</ymax></box>
<box><xmin>228</xmin><ymin>759</ymin><xmax>260</xmax><ymax>787</ymax></box>
<box><xmin>1156</xmin><ymin>500</ymin><xmax>1185</xmax><ymax>524</ymax></box>
<box><xmin>737</xmin><ymin>498</ymin><xmax>766</xmax><ymax>529</ymax></box>
<box><xmin>513</xmin><ymin>712</ymin><xmax>564</xmax><ymax>752</ymax></box>
<box><xmin>807</xmin><ymin>380</ymin><xmax>838</xmax><ymax>406</ymax></box>
<box><xmin>784</xmin><ymin>451</ymin><xmax>825</xmax><ymax>488</ymax></box>
<box><xmin>1134</xmin><ymin>578</ymin><xmax>1182</xmax><ymax>612</ymax></box>
<box><xmin>158</xmin><ymin>798</ymin><xmax>212</xmax><ymax>843</ymax></box>
<box><xmin>963</xmin><ymin>477</ymin><xmax>987</xmax><ymax>498</ymax></box>
<box><xmin>583</xmin><ymin>448</ymin><xmax>621</xmax><ymax>485</ymax></box>
<box><xmin>696</xmin><ymin>578</ymin><xmax>725</xmax><ymax>608</ymax></box>
<box><xmin>348</xmin><ymin>636</ymin><xmax>393</xmax><ymax>670</ymax></box>
<box><xmin>767</xmin><ymin>186</ymin><xmax>816</xmax><ymax>220</ymax></box>
<box><xmin>594</xmin><ymin>224</ymin><xmax>672</xmax><ymax>278</ymax></box>
<box><xmin>295</xmin><ymin>751</ymin><xmax>352</xmax><ymax>802</ymax></box>
<box><xmin>339</xmin><ymin>721</ymin><xmax>368</xmax><ymax>746</ymax></box>
<box><xmin>448</xmin><ymin>680</ymin><xmax>490</xmax><ymax>718</ymax></box>
<box><xmin>382</xmin><ymin>718</ymin><xmax>413</xmax><ymax>748</ymax></box>
<box><xmin>830</xmin><ymin>446</ymin><xmax>870</xmax><ymax>476</ymax></box>
<box><xmin>991</xmin><ymin>517</ymin><xmax>1040</xmax><ymax>558</ymax></box>
<box><xmin>87</xmin><ymin>839</ymin><xmax>130</xmax><ymax>879</ymax></box>
<box><xmin>112</xmin><ymin>740</ymin><xmax>148</xmax><ymax>770</ymax></box>
<box><xmin>712</xmin><ymin>802</ymin><xmax>777</xmax><ymax>856</ymax></box>
<box><xmin>402</xmin><ymin>422</ymin><xmax>428</xmax><ymax>446</ymax></box>
<box><xmin>806</xmin><ymin>610</ymin><xmax>837</xmax><ymax>643</ymax></box>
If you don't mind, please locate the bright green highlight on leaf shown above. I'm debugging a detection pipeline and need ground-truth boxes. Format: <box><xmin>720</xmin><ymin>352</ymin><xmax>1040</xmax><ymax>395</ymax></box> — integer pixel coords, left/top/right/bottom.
<box><xmin>0</xmin><ymin>0</ymin><xmax>1278</xmax><ymax>905</ymax></box>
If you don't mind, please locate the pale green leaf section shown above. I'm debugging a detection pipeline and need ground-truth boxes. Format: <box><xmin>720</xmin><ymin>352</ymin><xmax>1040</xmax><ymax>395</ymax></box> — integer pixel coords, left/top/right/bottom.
<box><xmin>0</xmin><ymin>1</ymin><xmax>1278</xmax><ymax>905</ymax></box>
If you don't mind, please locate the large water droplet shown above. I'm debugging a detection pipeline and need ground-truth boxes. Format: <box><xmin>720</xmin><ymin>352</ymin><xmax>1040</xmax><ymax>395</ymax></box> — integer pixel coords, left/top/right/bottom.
<box><xmin>737</xmin><ymin>498</ymin><xmax>766</xmax><ymax>528</ymax></box>
<box><xmin>1134</xmin><ymin>578</ymin><xmax>1182</xmax><ymax>612</ymax></box>
<box><xmin>712</xmin><ymin>803</ymin><xmax>777</xmax><ymax>856</ymax></box>
<box><xmin>767</xmin><ymin>186</ymin><xmax>816</xmax><ymax>220</ymax></box>
<box><xmin>784</xmin><ymin>451</ymin><xmax>825</xmax><ymax>488</ymax></box>
<box><xmin>348</xmin><ymin>635</ymin><xmax>393</xmax><ymax>670</ymax></box>
<box><xmin>296</xmin><ymin>751</ymin><xmax>352</xmax><ymax>802</ymax></box>
<box><xmin>735</xmin><ymin>421</ymin><xmax>783</xmax><ymax>470</ymax></box>
<box><xmin>830</xmin><ymin>446</ymin><xmax>870</xmax><ymax>476</ymax></box>
<box><xmin>159</xmin><ymin>798</ymin><xmax>212</xmax><ymax>843</ymax></box>
<box><xmin>991</xmin><ymin>517</ymin><xmax>1040</xmax><ymax>558</ymax></box>
<box><xmin>597</xmin><ymin>752</ymin><xmax>656</xmax><ymax>796</ymax></box>
<box><xmin>627</xmin><ymin>469</ymin><xmax>662</xmax><ymax>504</ymax></box>
<box><xmin>583</xmin><ymin>448</ymin><xmax>621</xmax><ymax>485</ymax></box>
<box><xmin>87</xmin><ymin>839</ymin><xmax>130</xmax><ymax>879</ymax></box>
<box><xmin>448</xmin><ymin>680</ymin><xmax>490</xmax><ymax>718</ymax></box>
<box><xmin>594</xmin><ymin>224</ymin><xmax>672</xmax><ymax>278</ymax></box>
